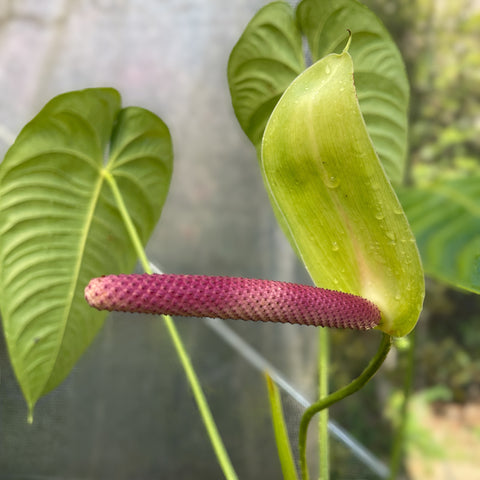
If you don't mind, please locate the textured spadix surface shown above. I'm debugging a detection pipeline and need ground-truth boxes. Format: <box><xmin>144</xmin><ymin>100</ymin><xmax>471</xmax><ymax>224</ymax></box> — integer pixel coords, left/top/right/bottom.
<box><xmin>85</xmin><ymin>274</ymin><xmax>381</xmax><ymax>330</ymax></box>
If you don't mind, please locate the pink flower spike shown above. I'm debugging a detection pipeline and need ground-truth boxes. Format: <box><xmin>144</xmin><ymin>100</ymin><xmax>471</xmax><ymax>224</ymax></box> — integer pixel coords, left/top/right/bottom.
<box><xmin>84</xmin><ymin>274</ymin><xmax>381</xmax><ymax>330</ymax></box>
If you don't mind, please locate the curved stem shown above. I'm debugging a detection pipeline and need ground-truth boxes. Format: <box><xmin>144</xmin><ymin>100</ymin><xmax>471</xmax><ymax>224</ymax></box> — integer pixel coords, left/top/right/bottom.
<box><xmin>105</xmin><ymin>171</ymin><xmax>238</xmax><ymax>480</ymax></box>
<box><xmin>299</xmin><ymin>333</ymin><xmax>393</xmax><ymax>480</ymax></box>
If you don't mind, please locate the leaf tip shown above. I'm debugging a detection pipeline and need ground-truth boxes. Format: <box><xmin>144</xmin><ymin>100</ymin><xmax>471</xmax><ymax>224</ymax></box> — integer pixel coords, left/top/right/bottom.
<box><xmin>27</xmin><ymin>408</ymin><xmax>34</xmax><ymax>425</ymax></box>
<box><xmin>343</xmin><ymin>29</ymin><xmax>352</xmax><ymax>53</ymax></box>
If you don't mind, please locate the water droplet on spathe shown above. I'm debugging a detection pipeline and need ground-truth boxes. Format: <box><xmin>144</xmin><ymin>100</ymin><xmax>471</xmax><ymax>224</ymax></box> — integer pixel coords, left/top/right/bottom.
<box><xmin>332</xmin><ymin>241</ymin><xmax>339</xmax><ymax>252</ymax></box>
<box><xmin>325</xmin><ymin>65</ymin><xmax>331</xmax><ymax>74</ymax></box>
<box><xmin>326</xmin><ymin>176</ymin><xmax>340</xmax><ymax>188</ymax></box>
<box><xmin>386</xmin><ymin>231</ymin><xmax>396</xmax><ymax>245</ymax></box>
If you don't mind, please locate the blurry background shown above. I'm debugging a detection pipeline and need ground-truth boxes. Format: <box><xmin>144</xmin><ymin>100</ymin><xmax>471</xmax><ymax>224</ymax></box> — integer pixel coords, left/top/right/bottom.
<box><xmin>0</xmin><ymin>0</ymin><xmax>479</xmax><ymax>478</ymax></box>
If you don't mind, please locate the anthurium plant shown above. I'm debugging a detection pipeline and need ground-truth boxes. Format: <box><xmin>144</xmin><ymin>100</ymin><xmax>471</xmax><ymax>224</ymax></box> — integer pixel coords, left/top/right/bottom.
<box><xmin>0</xmin><ymin>0</ymin><xmax>477</xmax><ymax>479</ymax></box>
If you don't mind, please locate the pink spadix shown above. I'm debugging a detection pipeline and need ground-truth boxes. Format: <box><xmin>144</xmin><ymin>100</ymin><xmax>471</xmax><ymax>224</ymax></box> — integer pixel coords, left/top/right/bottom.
<box><xmin>85</xmin><ymin>274</ymin><xmax>381</xmax><ymax>330</ymax></box>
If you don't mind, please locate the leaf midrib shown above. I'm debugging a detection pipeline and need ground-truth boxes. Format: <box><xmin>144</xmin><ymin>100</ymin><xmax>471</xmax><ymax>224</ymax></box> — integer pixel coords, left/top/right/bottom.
<box><xmin>40</xmin><ymin>167</ymin><xmax>105</xmax><ymax>396</ymax></box>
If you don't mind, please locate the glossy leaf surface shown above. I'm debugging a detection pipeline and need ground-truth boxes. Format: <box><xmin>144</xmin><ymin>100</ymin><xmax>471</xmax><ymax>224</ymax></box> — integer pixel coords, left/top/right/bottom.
<box><xmin>261</xmin><ymin>51</ymin><xmax>424</xmax><ymax>337</ymax></box>
<box><xmin>0</xmin><ymin>88</ymin><xmax>173</xmax><ymax>412</ymax></box>
<box><xmin>399</xmin><ymin>177</ymin><xmax>480</xmax><ymax>294</ymax></box>
<box><xmin>227</xmin><ymin>1</ymin><xmax>305</xmax><ymax>150</ymax></box>
<box><xmin>297</xmin><ymin>0</ymin><xmax>409</xmax><ymax>185</ymax></box>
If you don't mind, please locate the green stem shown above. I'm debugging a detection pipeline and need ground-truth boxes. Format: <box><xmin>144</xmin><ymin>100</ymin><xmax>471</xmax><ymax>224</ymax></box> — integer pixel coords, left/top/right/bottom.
<box><xmin>104</xmin><ymin>171</ymin><xmax>238</xmax><ymax>480</ymax></box>
<box><xmin>318</xmin><ymin>328</ymin><xmax>330</xmax><ymax>480</ymax></box>
<box><xmin>389</xmin><ymin>332</ymin><xmax>415</xmax><ymax>479</ymax></box>
<box><xmin>104</xmin><ymin>171</ymin><xmax>151</xmax><ymax>271</ymax></box>
<box><xmin>162</xmin><ymin>314</ymin><xmax>239</xmax><ymax>480</ymax></box>
<box><xmin>299</xmin><ymin>333</ymin><xmax>393</xmax><ymax>480</ymax></box>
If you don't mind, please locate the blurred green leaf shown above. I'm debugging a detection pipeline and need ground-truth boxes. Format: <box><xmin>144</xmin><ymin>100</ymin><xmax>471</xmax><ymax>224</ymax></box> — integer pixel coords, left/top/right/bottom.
<box><xmin>227</xmin><ymin>1</ymin><xmax>305</xmax><ymax>151</ymax></box>
<box><xmin>399</xmin><ymin>177</ymin><xmax>480</xmax><ymax>294</ymax></box>
<box><xmin>0</xmin><ymin>88</ymin><xmax>173</xmax><ymax>413</ymax></box>
<box><xmin>297</xmin><ymin>0</ymin><xmax>409</xmax><ymax>185</ymax></box>
<box><xmin>464</xmin><ymin>13</ymin><xmax>480</xmax><ymax>33</ymax></box>
<box><xmin>262</xmin><ymin>50</ymin><xmax>424</xmax><ymax>336</ymax></box>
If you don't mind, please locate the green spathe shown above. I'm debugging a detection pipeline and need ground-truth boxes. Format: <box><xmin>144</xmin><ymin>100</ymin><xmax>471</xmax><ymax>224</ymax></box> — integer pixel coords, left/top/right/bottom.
<box><xmin>261</xmin><ymin>50</ymin><xmax>424</xmax><ymax>337</ymax></box>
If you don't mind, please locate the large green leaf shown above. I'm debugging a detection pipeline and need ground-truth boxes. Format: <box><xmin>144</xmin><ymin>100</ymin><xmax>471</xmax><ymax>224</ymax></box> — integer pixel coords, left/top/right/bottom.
<box><xmin>227</xmin><ymin>1</ymin><xmax>305</xmax><ymax>150</ymax></box>
<box><xmin>261</xmin><ymin>50</ymin><xmax>424</xmax><ymax>337</ymax></box>
<box><xmin>296</xmin><ymin>0</ymin><xmax>409</xmax><ymax>185</ymax></box>
<box><xmin>399</xmin><ymin>177</ymin><xmax>480</xmax><ymax>294</ymax></box>
<box><xmin>0</xmin><ymin>88</ymin><xmax>173</xmax><ymax>413</ymax></box>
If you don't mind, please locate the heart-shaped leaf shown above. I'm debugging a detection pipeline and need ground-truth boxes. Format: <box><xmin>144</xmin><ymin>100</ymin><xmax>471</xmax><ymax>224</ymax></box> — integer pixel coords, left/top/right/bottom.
<box><xmin>296</xmin><ymin>0</ymin><xmax>409</xmax><ymax>185</ymax></box>
<box><xmin>399</xmin><ymin>177</ymin><xmax>480</xmax><ymax>294</ymax></box>
<box><xmin>227</xmin><ymin>1</ymin><xmax>305</xmax><ymax>151</ymax></box>
<box><xmin>261</xmin><ymin>50</ymin><xmax>424</xmax><ymax>337</ymax></box>
<box><xmin>0</xmin><ymin>88</ymin><xmax>173</xmax><ymax>413</ymax></box>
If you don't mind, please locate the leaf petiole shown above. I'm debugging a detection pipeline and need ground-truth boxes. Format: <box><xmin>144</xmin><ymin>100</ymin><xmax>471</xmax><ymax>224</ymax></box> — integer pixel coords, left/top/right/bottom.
<box><xmin>318</xmin><ymin>328</ymin><xmax>330</xmax><ymax>480</ymax></box>
<box><xmin>104</xmin><ymin>170</ymin><xmax>238</xmax><ymax>480</ymax></box>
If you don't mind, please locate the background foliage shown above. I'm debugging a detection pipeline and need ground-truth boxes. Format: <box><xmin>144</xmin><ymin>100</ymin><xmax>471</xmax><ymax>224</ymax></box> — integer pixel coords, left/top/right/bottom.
<box><xmin>368</xmin><ymin>0</ymin><xmax>480</xmax><ymax>397</ymax></box>
<box><xmin>331</xmin><ymin>0</ymin><xmax>480</xmax><ymax>471</ymax></box>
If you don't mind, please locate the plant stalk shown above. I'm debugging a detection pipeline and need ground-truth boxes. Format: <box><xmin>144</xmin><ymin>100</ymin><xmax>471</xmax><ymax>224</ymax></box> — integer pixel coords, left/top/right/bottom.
<box><xmin>299</xmin><ymin>333</ymin><xmax>393</xmax><ymax>480</ymax></box>
<box><xmin>104</xmin><ymin>171</ymin><xmax>238</xmax><ymax>480</ymax></box>
<box><xmin>389</xmin><ymin>331</ymin><xmax>416</xmax><ymax>479</ymax></box>
<box><xmin>318</xmin><ymin>328</ymin><xmax>330</xmax><ymax>480</ymax></box>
